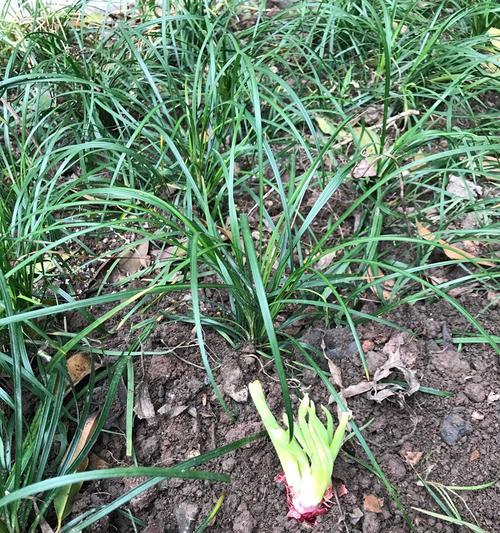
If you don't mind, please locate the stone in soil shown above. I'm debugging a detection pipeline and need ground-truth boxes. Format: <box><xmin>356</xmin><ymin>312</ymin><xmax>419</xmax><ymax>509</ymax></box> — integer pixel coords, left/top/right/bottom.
<box><xmin>175</xmin><ymin>502</ymin><xmax>199</xmax><ymax>533</ymax></box>
<box><xmin>464</xmin><ymin>382</ymin><xmax>487</xmax><ymax>403</ymax></box>
<box><xmin>440</xmin><ymin>413</ymin><xmax>473</xmax><ymax>445</ymax></box>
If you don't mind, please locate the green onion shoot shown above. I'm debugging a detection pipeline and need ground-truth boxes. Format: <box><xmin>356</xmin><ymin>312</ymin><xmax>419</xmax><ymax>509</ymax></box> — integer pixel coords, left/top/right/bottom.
<box><xmin>248</xmin><ymin>380</ymin><xmax>350</xmax><ymax>523</ymax></box>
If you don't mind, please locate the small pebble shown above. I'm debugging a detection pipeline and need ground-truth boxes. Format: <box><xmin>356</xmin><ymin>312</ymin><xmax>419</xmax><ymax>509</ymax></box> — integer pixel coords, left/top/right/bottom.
<box><xmin>440</xmin><ymin>413</ymin><xmax>473</xmax><ymax>445</ymax></box>
<box><xmin>175</xmin><ymin>502</ymin><xmax>199</xmax><ymax>533</ymax></box>
<box><xmin>464</xmin><ymin>382</ymin><xmax>486</xmax><ymax>403</ymax></box>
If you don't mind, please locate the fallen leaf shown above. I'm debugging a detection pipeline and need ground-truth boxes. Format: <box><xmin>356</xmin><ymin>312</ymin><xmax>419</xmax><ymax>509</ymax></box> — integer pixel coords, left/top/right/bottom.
<box><xmin>487</xmin><ymin>27</ymin><xmax>500</xmax><ymax>50</ymax></box>
<box><xmin>404</xmin><ymin>450</ymin><xmax>423</xmax><ymax>466</ymax></box>
<box><xmin>470</xmin><ymin>449</ymin><xmax>480</xmax><ymax>462</ymax></box>
<box><xmin>315</xmin><ymin>251</ymin><xmax>338</xmax><ymax>270</ymax></box>
<box><xmin>383</xmin><ymin>333</ymin><xmax>418</xmax><ymax>369</ymax></box>
<box><xmin>327</xmin><ymin>359</ymin><xmax>344</xmax><ymax>389</ymax></box>
<box><xmin>336</xmin><ymin>481</ymin><xmax>349</xmax><ymax>498</ymax></box>
<box><xmin>66</xmin><ymin>352</ymin><xmax>92</xmax><ymax>385</ymax></box>
<box><xmin>350</xmin><ymin>126</ymin><xmax>380</xmax><ymax>155</ymax></box>
<box><xmin>343</xmin><ymin>381</ymin><xmax>373</xmax><ymax>398</ymax></box>
<box><xmin>342</xmin><ymin>343</ymin><xmax>420</xmax><ymax>402</ymax></box>
<box><xmin>113</xmin><ymin>241</ymin><xmax>150</xmax><ymax>280</ymax></box>
<box><xmin>446</xmin><ymin>175</ymin><xmax>482</xmax><ymax>199</ymax></box>
<box><xmin>157</xmin><ymin>404</ymin><xmax>188</xmax><ymax>418</ymax></box>
<box><xmin>482</xmin><ymin>155</ymin><xmax>500</xmax><ymax>179</ymax></box>
<box><xmin>366</xmin><ymin>267</ymin><xmax>393</xmax><ymax>301</ymax></box>
<box><xmin>88</xmin><ymin>453</ymin><xmax>109</xmax><ymax>470</ymax></box>
<box><xmin>364</xmin><ymin>494</ymin><xmax>384</xmax><ymax>513</ymax></box>
<box><xmin>151</xmin><ymin>243</ymin><xmax>186</xmax><ymax>262</ymax></box>
<box><xmin>352</xmin><ymin>157</ymin><xmax>378</xmax><ymax>178</ymax></box>
<box><xmin>54</xmin><ymin>413</ymin><xmax>99</xmax><ymax>529</ymax></box>
<box><xmin>34</xmin><ymin>252</ymin><xmax>71</xmax><ymax>274</ymax></box>
<box><xmin>416</xmin><ymin>222</ymin><xmax>494</xmax><ymax>267</ymax></box>
<box><xmin>135</xmin><ymin>382</ymin><xmax>156</xmax><ymax>420</ymax></box>
<box><xmin>314</xmin><ymin>116</ymin><xmax>380</xmax><ymax>155</ymax></box>
<box><xmin>314</xmin><ymin>115</ymin><xmax>339</xmax><ymax>136</ymax></box>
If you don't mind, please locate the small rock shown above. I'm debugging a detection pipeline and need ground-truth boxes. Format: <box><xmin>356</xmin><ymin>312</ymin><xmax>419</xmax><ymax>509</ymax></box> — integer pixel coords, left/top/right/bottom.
<box><xmin>349</xmin><ymin>507</ymin><xmax>364</xmax><ymax>524</ymax></box>
<box><xmin>464</xmin><ymin>383</ymin><xmax>486</xmax><ymax>403</ymax></box>
<box><xmin>363</xmin><ymin>512</ymin><xmax>382</xmax><ymax>533</ymax></box>
<box><xmin>175</xmin><ymin>502</ymin><xmax>199</xmax><ymax>533</ymax></box>
<box><xmin>222</xmin><ymin>456</ymin><xmax>236</xmax><ymax>472</ymax></box>
<box><xmin>233</xmin><ymin>503</ymin><xmax>256</xmax><ymax>533</ymax></box>
<box><xmin>323</xmin><ymin>327</ymin><xmax>358</xmax><ymax>360</ymax></box>
<box><xmin>221</xmin><ymin>359</ymin><xmax>248</xmax><ymax>403</ymax></box>
<box><xmin>440</xmin><ymin>413</ymin><xmax>473</xmax><ymax>445</ymax></box>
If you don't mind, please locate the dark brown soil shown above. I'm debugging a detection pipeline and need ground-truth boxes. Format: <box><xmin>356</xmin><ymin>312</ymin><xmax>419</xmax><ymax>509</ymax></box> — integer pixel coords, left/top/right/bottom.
<box><xmin>71</xmin><ymin>292</ymin><xmax>500</xmax><ymax>533</ymax></box>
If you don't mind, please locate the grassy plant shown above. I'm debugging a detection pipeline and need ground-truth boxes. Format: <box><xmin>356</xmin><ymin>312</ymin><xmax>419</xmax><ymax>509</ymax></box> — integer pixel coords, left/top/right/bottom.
<box><xmin>414</xmin><ymin>479</ymin><xmax>497</xmax><ymax>533</ymax></box>
<box><xmin>0</xmin><ymin>0</ymin><xmax>499</xmax><ymax>529</ymax></box>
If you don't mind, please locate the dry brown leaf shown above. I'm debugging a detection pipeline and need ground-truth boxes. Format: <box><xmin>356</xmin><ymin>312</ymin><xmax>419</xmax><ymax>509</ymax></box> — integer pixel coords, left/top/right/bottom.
<box><xmin>383</xmin><ymin>332</ymin><xmax>418</xmax><ymax>369</ymax></box>
<box><xmin>72</xmin><ymin>413</ymin><xmax>99</xmax><ymax>464</ymax></box>
<box><xmin>487</xmin><ymin>27</ymin><xmax>500</xmax><ymax>50</ymax></box>
<box><xmin>315</xmin><ymin>251</ymin><xmax>338</xmax><ymax>270</ymax></box>
<box><xmin>352</xmin><ymin>157</ymin><xmax>377</xmax><ymax>178</ymax></box>
<box><xmin>66</xmin><ymin>352</ymin><xmax>92</xmax><ymax>385</ymax></box>
<box><xmin>416</xmin><ymin>222</ymin><xmax>494</xmax><ymax>267</ymax></box>
<box><xmin>470</xmin><ymin>449</ymin><xmax>480</xmax><ymax>462</ymax></box>
<box><xmin>151</xmin><ymin>243</ymin><xmax>186</xmax><ymax>262</ymax></box>
<box><xmin>366</xmin><ymin>267</ymin><xmax>393</xmax><ymax>301</ymax></box>
<box><xmin>343</xmin><ymin>381</ymin><xmax>373</xmax><ymax>399</ymax></box>
<box><xmin>135</xmin><ymin>382</ymin><xmax>156</xmax><ymax>420</ymax></box>
<box><xmin>404</xmin><ymin>450</ymin><xmax>423</xmax><ymax>466</ymax></box>
<box><xmin>53</xmin><ymin>413</ymin><xmax>100</xmax><ymax>528</ymax></box>
<box><xmin>113</xmin><ymin>241</ymin><xmax>150</xmax><ymax>280</ymax></box>
<box><xmin>342</xmin><ymin>343</ymin><xmax>419</xmax><ymax>402</ymax></box>
<box><xmin>327</xmin><ymin>359</ymin><xmax>344</xmax><ymax>389</ymax></box>
<box><xmin>364</xmin><ymin>494</ymin><xmax>384</xmax><ymax>513</ymax></box>
<box><xmin>88</xmin><ymin>452</ymin><xmax>110</xmax><ymax>470</ymax></box>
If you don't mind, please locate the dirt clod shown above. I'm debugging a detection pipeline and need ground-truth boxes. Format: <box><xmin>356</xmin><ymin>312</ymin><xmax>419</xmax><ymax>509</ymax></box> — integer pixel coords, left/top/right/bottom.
<box><xmin>431</xmin><ymin>348</ymin><xmax>471</xmax><ymax>376</ymax></box>
<box><xmin>464</xmin><ymin>382</ymin><xmax>487</xmax><ymax>403</ymax></box>
<box><xmin>363</xmin><ymin>512</ymin><xmax>382</xmax><ymax>533</ymax></box>
<box><xmin>232</xmin><ymin>503</ymin><xmax>256</xmax><ymax>533</ymax></box>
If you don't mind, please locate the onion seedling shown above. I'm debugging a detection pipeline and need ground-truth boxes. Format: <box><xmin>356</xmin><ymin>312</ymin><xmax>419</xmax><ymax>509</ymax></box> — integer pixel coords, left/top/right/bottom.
<box><xmin>248</xmin><ymin>380</ymin><xmax>350</xmax><ymax>523</ymax></box>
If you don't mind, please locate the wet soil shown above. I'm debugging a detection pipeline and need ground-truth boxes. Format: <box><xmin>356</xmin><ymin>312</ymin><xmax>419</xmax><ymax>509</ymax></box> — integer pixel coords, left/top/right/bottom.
<box><xmin>72</xmin><ymin>292</ymin><xmax>500</xmax><ymax>533</ymax></box>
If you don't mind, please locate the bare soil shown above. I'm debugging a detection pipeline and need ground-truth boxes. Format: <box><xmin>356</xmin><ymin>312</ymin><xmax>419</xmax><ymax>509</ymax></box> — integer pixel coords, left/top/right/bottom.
<box><xmin>70</xmin><ymin>292</ymin><xmax>500</xmax><ymax>533</ymax></box>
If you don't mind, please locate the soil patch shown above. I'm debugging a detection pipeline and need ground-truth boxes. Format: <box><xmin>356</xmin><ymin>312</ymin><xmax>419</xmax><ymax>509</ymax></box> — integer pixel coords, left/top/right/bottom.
<box><xmin>71</xmin><ymin>291</ymin><xmax>500</xmax><ymax>533</ymax></box>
